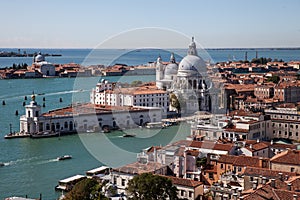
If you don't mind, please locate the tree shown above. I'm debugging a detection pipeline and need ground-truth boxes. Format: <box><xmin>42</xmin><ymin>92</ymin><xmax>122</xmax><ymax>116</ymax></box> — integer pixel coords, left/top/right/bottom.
<box><xmin>130</xmin><ymin>80</ymin><xmax>143</xmax><ymax>87</ymax></box>
<box><xmin>64</xmin><ymin>178</ymin><xmax>108</xmax><ymax>200</ymax></box>
<box><xmin>196</xmin><ymin>157</ymin><xmax>207</xmax><ymax>168</ymax></box>
<box><xmin>126</xmin><ymin>173</ymin><xmax>179</xmax><ymax>200</ymax></box>
<box><xmin>266</xmin><ymin>75</ymin><xmax>280</xmax><ymax>84</ymax></box>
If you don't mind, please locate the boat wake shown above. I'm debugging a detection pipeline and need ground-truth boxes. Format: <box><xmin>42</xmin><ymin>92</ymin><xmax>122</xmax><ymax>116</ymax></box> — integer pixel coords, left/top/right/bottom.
<box><xmin>0</xmin><ymin>90</ymin><xmax>87</xmax><ymax>101</ymax></box>
<box><xmin>35</xmin><ymin>158</ymin><xmax>59</xmax><ymax>165</ymax></box>
<box><xmin>44</xmin><ymin>89</ymin><xmax>87</xmax><ymax>97</ymax></box>
<box><xmin>5</xmin><ymin>156</ymin><xmax>41</xmax><ymax>166</ymax></box>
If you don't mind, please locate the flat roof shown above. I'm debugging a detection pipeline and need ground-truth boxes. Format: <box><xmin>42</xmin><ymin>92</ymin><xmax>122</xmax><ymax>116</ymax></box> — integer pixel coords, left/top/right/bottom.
<box><xmin>59</xmin><ymin>174</ymin><xmax>85</xmax><ymax>183</ymax></box>
<box><xmin>86</xmin><ymin>166</ymin><xmax>109</xmax><ymax>174</ymax></box>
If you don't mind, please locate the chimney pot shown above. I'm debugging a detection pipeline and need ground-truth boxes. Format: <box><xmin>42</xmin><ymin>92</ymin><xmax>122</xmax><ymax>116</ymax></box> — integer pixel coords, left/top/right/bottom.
<box><xmin>293</xmin><ymin>194</ymin><xmax>297</xmax><ymax>200</ymax></box>
<box><xmin>252</xmin><ymin>180</ymin><xmax>258</xmax><ymax>190</ymax></box>
<box><xmin>278</xmin><ymin>172</ymin><xmax>283</xmax><ymax>181</ymax></box>
<box><xmin>262</xmin><ymin>177</ymin><xmax>267</xmax><ymax>184</ymax></box>
<box><xmin>288</xmin><ymin>183</ymin><xmax>292</xmax><ymax>191</ymax></box>
<box><xmin>271</xmin><ymin>179</ymin><xmax>276</xmax><ymax>188</ymax></box>
<box><xmin>233</xmin><ymin>193</ymin><xmax>238</xmax><ymax>200</ymax></box>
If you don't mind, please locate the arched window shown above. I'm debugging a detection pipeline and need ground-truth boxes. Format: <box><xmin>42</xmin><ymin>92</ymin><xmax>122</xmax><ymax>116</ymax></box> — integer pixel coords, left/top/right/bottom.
<box><xmin>46</xmin><ymin>123</ymin><xmax>50</xmax><ymax>130</ymax></box>
<box><xmin>64</xmin><ymin>121</ymin><xmax>68</xmax><ymax>129</ymax></box>
<box><xmin>56</xmin><ymin>122</ymin><xmax>60</xmax><ymax>130</ymax></box>
<box><xmin>69</xmin><ymin>121</ymin><xmax>73</xmax><ymax>131</ymax></box>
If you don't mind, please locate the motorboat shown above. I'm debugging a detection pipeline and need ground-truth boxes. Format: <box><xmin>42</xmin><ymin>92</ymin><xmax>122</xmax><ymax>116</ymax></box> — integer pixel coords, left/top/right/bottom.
<box><xmin>123</xmin><ymin>133</ymin><xmax>136</xmax><ymax>137</ymax></box>
<box><xmin>30</xmin><ymin>131</ymin><xmax>59</xmax><ymax>138</ymax></box>
<box><xmin>57</xmin><ymin>155</ymin><xmax>72</xmax><ymax>161</ymax></box>
<box><xmin>0</xmin><ymin>162</ymin><xmax>5</xmax><ymax>167</ymax></box>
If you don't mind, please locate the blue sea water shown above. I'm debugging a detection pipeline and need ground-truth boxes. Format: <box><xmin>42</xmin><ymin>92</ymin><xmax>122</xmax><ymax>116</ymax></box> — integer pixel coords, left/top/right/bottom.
<box><xmin>0</xmin><ymin>48</ymin><xmax>300</xmax><ymax>68</ymax></box>
<box><xmin>0</xmin><ymin>48</ymin><xmax>299</xmax><ymax>199</ymax></box>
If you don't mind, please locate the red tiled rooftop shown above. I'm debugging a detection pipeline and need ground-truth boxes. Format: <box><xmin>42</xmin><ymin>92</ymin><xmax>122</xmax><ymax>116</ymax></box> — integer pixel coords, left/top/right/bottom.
<box><xmin>163</xmin><ymin>176</ymin><xmax>203</xmax><ymax>188</ymax></box>
<box><xmin>270</xmin><ymin>149</ymin><xmax>300</xmax><ymax>166</ymax></box>
<box><xmin>189</xmin><ymin>141</ymin><xmax>233</xmax><ymax>152</ymax></box>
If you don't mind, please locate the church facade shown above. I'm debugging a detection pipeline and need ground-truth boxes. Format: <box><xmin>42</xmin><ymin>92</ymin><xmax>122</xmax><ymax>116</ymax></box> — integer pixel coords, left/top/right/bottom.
<box><xmin>156</xmin><ymin>38</ymin><xmax>212</xmax><ymax>115</ymax></box>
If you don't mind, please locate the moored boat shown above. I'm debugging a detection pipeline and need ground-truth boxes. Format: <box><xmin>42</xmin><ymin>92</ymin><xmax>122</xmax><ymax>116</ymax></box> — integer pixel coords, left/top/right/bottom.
<box><xmin>0</xmin><ymin>162</ymin><xmax>5</xmax><ymax>167</ymax></box>
<box><xmin>4</xmin><ymin>132</ymin><xmax>30</xmax><ymax>139</ymax></box>
<box><xmin>30</xmin><ymin>131</ymin><xmax>59</xmax><ymax>138</ymax></box>
<box><xmin>145</xmin><ymin>122</ymin><xmax>164</xmax><ymax>129</ymax></box>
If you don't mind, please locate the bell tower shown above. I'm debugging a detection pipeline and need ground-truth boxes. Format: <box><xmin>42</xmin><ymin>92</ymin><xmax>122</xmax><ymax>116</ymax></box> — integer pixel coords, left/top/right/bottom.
<box><xmin>22</xmin><ymin>93</ymin><xmax>41</xmax><ymax>134</ymax></box>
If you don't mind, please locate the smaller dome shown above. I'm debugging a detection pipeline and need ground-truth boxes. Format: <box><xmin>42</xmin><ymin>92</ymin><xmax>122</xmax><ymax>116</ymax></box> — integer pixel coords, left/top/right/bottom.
<box><xmin>164</xmin><ymin>53</ymin><xmax>178</xmax><ymax>77</ymax></box>
<box><xmin>35</xmin><ymin>53</ymin><xmax>45</xmax><ymax>62</ymax></box>
<box><xmin>165</xmin><ymin>63</ymin><xmax>178</xmax><ymax>77</ymax></box>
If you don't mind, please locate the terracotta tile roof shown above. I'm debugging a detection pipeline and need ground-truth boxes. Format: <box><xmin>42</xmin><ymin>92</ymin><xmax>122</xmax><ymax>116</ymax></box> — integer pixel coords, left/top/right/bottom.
<box><xmin>244</xmin><ymin>167</ymin><xmax>297</xmax><ymax>179</ymax></box>
<box><xmin>218</xmin><ymin>155</ymin><xmax>268</xmax><ymax>168</ymax></box>
<box><xmin>112</xmin><ymin>161</ymin><xmax>166</xmax><ymax>175</ymax></box>
<box><xmin>228</xmin><ymin>109</ymin><xmax>262</xmax><ymax>117</ymax></box>
<box><xmin>185</xmin><ymin>149</ymin><xmax>199</xmax><ymax>157</ymax></box>
<box><xmin>270</xmin><ymin>149</ymin><xmax>300</xmax><ymax>165</ymax></box>
<box><xmin>217</xmin><ymin>154</ymin><xmax>237</xmax><ymax>164</ymax></box>
<box><xmin>245</xmin><ymin>142</ymin><xmax>269</xmax><ymax>152</ymax></box>
<box><xmin>289</xmin><ymin>177</ymin><xmax>300</xmax><ymax>192</ymax></box>
<box><xmin>243</xmin><ymin>184</ymin><xmax>300</xmax><ymax>200</ymax></box>
<box><xmin>164</xmin><ymin>176</ymin><xmax>203</xmax><ymax>188</ymax></box>
<box><xmin>41</xmin><ymin>103</ymin><xmax>152</xmax><ymax>117</ymax></box>
<box><xmin>270</xmin><ymin>143</ymin><xmax>297</xmax><ymax>150</ymax></box>
<box><xmin>146</xmin><ymin>146</ymin><xmax>162</xmax><ymax>153</ymax></box>
<box><xmin>224</xmin><ymin>127</ymin><xmax>248</xmax><ymax>133</ymax></box>
<box><xmin>189</xmin><ymin>141</ymin><xmax>234</xmax><ymax>152</ymax></box>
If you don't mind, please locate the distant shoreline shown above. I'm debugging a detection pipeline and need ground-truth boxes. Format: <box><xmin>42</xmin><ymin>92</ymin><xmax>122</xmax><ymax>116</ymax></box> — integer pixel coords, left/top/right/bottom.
<box><xmin>1</xmin><ymin>47</ymin><xmax>300</xmax><ymax>51</ymax></box>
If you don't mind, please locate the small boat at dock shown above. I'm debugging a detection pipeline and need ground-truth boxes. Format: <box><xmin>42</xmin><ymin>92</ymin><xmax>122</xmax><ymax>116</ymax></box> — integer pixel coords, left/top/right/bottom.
<box><xmin>30</xmin><ymin>131</ymin><xmax>59</xmax><ymax>138</ymax></box>
<box><xmin>4</xmin><ymin>132</ymin><xmax>30</xmax><ymax>139</ymax></box>
<box><xmin>57</xmin><ymin>155</ymin><xmax>72</xmax><ymax>161</ymax></box>
<box><xmin>145</xmin><ymin>122</ymin><xmax>164</xmax><ymax>129</ymax></box>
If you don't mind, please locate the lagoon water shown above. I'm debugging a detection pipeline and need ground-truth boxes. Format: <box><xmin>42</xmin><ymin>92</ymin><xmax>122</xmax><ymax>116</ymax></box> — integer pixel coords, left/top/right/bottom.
<box><xmin>0</xmin><ymin>75</ymin><xmax>192</xmax><ymax>199</ymax></box>
<box><xmin>0</xmin><ymin>48</ymin><xmax>300</xmax><ymax>199</ymax></box>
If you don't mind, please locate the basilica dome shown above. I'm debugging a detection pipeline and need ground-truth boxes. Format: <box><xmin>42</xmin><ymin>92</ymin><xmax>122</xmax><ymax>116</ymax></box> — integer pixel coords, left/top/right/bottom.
<box><xmin>34</xmin><ymin>53</ymin><xmax>45</xmax><ymax>62</ymax></box>
<box><xmin>177</xmin><ymin>37</ymin><xmax>206</xmax><ymax>74</ymax></box>
<box><xmin>178</xmin><ymin>54</ymin><xmax>205</xmax><ymax>73</ymax></box>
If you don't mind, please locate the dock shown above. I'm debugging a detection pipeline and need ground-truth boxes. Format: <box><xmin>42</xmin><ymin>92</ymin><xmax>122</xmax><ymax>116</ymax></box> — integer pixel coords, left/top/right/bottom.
<box><xmin>4</xmin><ymin>132</ymin><xmax>30</xmax><ymax>139</ymax></box>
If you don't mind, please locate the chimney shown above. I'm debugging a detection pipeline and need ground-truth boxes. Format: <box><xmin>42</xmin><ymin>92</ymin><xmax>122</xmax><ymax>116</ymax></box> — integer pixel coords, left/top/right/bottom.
<box><xmin>233</xmin><ymin>193</ymin><xmax>238</xmax><ymax>200</ymax></box>
<box><xmin>262</xmin><ymin>177</ymin><xmax>267</xmax><ymax>185</ymax></box>
<box><xmin>285</xmin><ymin>175</ymin><xmax>289</xmax><ymax>181</ymax></box>
<box><xmin>250</xmin><ymin>144</ymin><xmax>253</xmax><ymax>149</ymax></box>
<box><xmin>256</xmin><ymin>138</ymin><xmax>260</xmax><ymax>143</ymax></box>
<box><xmin>288</xmin><ymin>183</ymin><xmax>292</xmax><ymax>191</ymax></box>
<box><xmin>278</xmin><ymin>172</ymin><xmax>283</xmax><ymax>181</ymax></box>
<box><xmin>270</xmin><ymin>140</ymin><xmax>273</xmax><ymax>145</ymax></box>
<box><xmin>232</xmin><ymin>188</ymin><xmax>237</xmax><ymax>194</ymax></box>
<box><xmin>239</xmin><ymin>196</ymin><xmax>244</xmax><ymax>200</ymax></box>
<box><xmin>238</xmin><ymin>189</ymin><xmax>243</xmax><ymax>196</ymax></box>
<box><xmin>271</xmin><ymin>179</ymin><xmax>276</xmax><ymax>188</ymax></box>
<box><xmin>252</xmin><ymin>180</ymin><xmax>258</xmax><ymax>190</ymax></box>
<box><xmin>293</xmin><ymin>194</ymin><xmax>298</xmax><ymax>200</ymax></box>
<box><xmin>223</xmin><ymin>194</ymin><xmax>228</xmax><ymax>200</ymax></box>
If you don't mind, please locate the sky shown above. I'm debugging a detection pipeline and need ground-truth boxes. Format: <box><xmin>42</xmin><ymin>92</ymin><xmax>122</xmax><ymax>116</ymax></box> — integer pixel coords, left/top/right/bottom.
<box><xmin>0</xmin><ymin>0</ymin><xmax>300</xmax><ymax>48</ymax></box>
